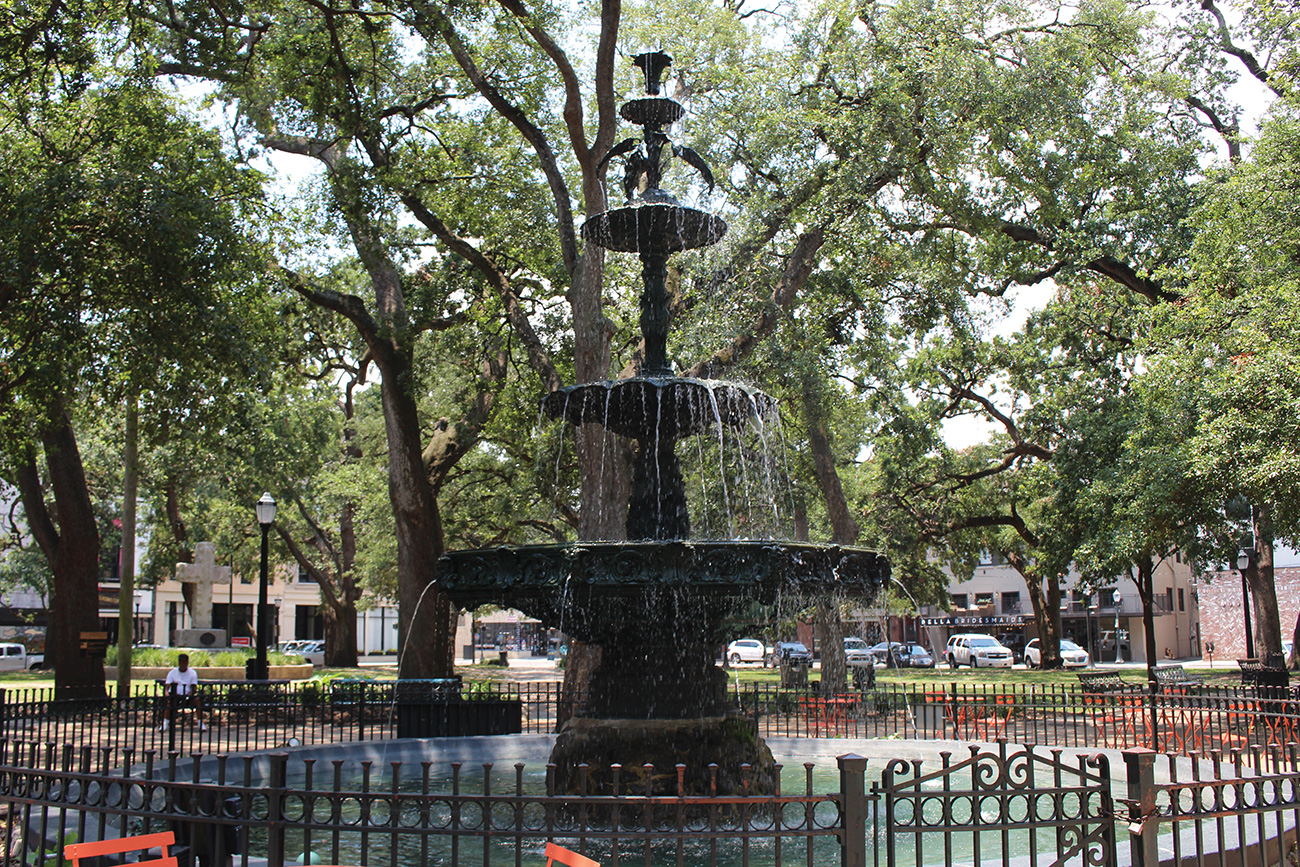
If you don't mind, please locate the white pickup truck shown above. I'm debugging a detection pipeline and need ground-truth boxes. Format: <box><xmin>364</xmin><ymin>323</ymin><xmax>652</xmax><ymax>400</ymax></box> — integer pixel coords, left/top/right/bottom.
<box><xmin>0</xmin><ymin>643</ymin><xmax>44</xmax><ymax>670</ymax></box>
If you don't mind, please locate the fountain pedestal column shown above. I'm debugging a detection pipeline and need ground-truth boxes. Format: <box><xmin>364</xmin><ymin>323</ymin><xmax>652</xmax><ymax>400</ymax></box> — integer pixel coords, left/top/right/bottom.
<box><xmin>638</xmin><ymin>250</ymin><xmax>673</xmax><ymax>378</ymax></box>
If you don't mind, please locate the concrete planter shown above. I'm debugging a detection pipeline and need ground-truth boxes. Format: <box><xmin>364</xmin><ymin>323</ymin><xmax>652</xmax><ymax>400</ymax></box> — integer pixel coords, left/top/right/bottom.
<box><xmin>105</xmin><ymin>664</ymin><xmax>315</xmax><ymax>681</ymax></box>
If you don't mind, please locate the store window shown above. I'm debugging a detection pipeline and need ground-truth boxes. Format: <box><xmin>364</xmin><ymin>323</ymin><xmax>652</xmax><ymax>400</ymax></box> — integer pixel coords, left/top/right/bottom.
<box><xmin>950</xmin><ymin>594</ymin><xmax>968</xmax><ymax>610</ymax></box>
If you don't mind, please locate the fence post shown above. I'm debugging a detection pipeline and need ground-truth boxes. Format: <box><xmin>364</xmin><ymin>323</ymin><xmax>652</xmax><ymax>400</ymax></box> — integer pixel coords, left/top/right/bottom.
<box><xmin>1123</xmin><ymin>749</ymin><xmax>1159</xmax><ymax>867</ymax></box>
<box><xmin>268</xmin><ymin>753</ymin><xmax>288</xmax><ymax>867</ymax></box>
<box><xmin>838</xmin><ymin>753</ymin><xmax>868</xmax><ymax>867</ymax></box>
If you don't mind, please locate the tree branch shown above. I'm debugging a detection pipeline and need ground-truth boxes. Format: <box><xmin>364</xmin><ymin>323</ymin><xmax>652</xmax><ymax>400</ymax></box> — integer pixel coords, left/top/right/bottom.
<box><xmin>1199</xmin><ymin>0</ymin><xmax>1281</xmax><ymax>97</ymax></box>
<box><xmin>399</xmin><ymin>194</ymin><xmax>562</xmax><ymax>391</ymax></box>
<box><xmin>411</xmin><ymin>5</ymin><xmax>578</xmax><ymax>275</ymax></box>
<box><xmin>685</xmin><ymin>228</ymin><xmax>825</xmax><ymax>379</ymax></box>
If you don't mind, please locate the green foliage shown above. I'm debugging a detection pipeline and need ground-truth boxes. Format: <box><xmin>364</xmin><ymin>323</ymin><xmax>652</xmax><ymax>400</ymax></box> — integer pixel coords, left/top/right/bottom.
<box><xmin>105</xmin><ymin>646</ymin><xmax>302</xmax><ymax>667</ymax></box>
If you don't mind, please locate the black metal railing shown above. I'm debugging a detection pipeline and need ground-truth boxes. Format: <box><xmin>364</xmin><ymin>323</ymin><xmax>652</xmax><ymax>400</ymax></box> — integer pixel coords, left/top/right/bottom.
<box><xmin>6</xmin><ymin>680</ymin><xmax>1300</xmax><ymax>770</ymax></box>
<box><xmin>0</xmin><ymin>739</ymin><xmax>853</xmax><ymax>867</ymax></box>
<box><xmin>0</xmin><ymin>681</ymin><xmax>565</xmax><ymax>755</ymax></box>
<box><xmin>5</xmin><ymin>736</ymin><xmax>1300</xmax><ymax>867</ymax></box>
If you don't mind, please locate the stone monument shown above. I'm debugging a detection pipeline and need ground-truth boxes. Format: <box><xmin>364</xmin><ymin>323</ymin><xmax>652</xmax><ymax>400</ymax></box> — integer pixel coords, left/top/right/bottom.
<box><xmin>174</xmin><ymin>542</ymin><xmax>231</xmax><ymax>648</ymax></box>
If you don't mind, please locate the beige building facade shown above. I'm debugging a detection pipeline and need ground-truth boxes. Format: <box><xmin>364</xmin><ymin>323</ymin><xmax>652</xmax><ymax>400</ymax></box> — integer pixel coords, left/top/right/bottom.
<box><xmin>923</xmin><ymin>553</ymin><xmax>1204</xmax><ymax>664</ymax></box>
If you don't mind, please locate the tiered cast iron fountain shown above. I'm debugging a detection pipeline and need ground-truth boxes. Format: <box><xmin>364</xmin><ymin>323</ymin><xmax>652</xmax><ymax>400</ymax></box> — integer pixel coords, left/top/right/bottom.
<box><xmin>439</xmin><ymin>50</ymin><xmax>888</xmax><ymax>795</ymax></box>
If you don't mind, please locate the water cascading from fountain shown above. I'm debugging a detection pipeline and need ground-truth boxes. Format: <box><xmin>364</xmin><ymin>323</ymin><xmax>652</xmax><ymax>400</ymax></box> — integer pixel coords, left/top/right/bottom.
<box><xmin>438</xmin><ymin>49</ymin><xmax>888</xmax><ymax>796</ymax></box>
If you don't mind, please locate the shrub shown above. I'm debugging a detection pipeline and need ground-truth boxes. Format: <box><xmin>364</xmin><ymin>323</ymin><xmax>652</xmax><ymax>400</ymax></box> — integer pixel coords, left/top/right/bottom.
<box><xmin>104</xmin><ymin>646</ymin><xmax>302</xmax><ymax>667</ymax></box>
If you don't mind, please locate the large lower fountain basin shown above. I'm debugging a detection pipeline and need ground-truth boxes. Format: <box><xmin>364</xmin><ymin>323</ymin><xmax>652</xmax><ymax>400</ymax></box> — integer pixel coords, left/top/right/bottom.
<box><xmin>439</xmin><ymin>540</ymin><xmax>887</xmax><ymax>646</ymax></box>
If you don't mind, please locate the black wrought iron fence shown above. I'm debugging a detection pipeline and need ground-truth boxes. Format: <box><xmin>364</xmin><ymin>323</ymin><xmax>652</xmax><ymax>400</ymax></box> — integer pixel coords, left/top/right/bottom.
<box><xmin>5</xmin><ymin>681</ymin><xmax>1300</xmax><ymax>768</ymax></box>
<box><xmin>0</xmin><ymin>682</ymin><xmax>566</xmax><ymax>756</ymax></box>
<box><xmin>1123</xmin><ymin>743</ymin><xmax>1300</xmax><ymax>867</ymax></box>
<box><xmin>5</xmin><ymin>736</ymin><xmax>1300</xmax><ymax>867</ymax></box>
<box><xmin>0</xmin><ymin>738</ymin><xmax>855</xmax><ymax>867</ymax></box>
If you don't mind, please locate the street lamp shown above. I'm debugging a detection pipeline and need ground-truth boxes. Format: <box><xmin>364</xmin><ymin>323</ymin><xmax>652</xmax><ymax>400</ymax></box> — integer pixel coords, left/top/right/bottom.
<box><xmin>1237</xmin><ymin>549</ymin><xmax>1255</xmax><ymax>659</ymax></box>
<box><xmin>253</xmin><ymin>492</ymin><xmax>277</xmax><ymax>680</ymax></box>
<box><xmin>1112</xmin><ymin>590</ymin><xmax>1123</xmax><ymax>664</ymax></box>
<box><xmin>1087</xmin><ymin>593</ymin><xmax>1098</xmax><ymax>668</ymax></box>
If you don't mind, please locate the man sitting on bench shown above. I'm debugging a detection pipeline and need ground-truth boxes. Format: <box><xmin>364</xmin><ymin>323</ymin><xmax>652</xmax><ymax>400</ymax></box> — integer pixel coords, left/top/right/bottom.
<box><xmin>160</xmin><ymin>653</ymin><xmax>206</xmax><ymax>731</ymax></box>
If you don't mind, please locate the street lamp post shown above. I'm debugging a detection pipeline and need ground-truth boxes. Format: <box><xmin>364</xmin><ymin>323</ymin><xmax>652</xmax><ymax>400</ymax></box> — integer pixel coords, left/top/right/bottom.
<box><xmin>1237</xmin><ymin>550</ymin><xmax>1255</xmax><ymax>659</ymax></box>
<box><xmin>1086</xmin><ymin>594</ymin><xmax>1097</xmax><ymax>668</ymax></box>
<box><xmin>253</xmin><ymin>492</ymin><xmax>277</xmax><ymax>680</ymax></box>
<box><xmin>1112</xmin><ymin>590</ymin><xmax>1123</xmax><ymax>664</ymax></box>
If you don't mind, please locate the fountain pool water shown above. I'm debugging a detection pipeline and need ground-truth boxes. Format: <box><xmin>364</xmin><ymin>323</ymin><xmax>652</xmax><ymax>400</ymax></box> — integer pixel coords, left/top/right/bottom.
<box><xmin>437</xmin><ymin>49</ymin><xmax>887</xmax><ymax>796</ymax></box>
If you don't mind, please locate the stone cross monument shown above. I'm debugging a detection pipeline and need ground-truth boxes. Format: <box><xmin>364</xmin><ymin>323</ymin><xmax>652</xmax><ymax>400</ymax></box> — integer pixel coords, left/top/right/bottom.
<box><xmin>174</xmin><ymin>542</ymin><xmax>231</xmax><ymax>647</ymax></box>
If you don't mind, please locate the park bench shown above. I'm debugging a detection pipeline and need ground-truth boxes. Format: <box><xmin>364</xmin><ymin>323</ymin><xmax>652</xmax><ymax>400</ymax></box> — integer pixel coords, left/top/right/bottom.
<box><xmin>1075</xmin><ymin>672</ymin><xmax>1138</xmax><ymax>693</ymax></box>
<box><xmin>200</xmin><ymin>680</ymin><xmax>291</xmax><ymax>725</ymax></box>
<box><xmin>329</xmin><ymin>678</ymin><xmax>395</xmax><ymax>724</ymax></box>
<box><xmin>1077</xmin><ymin>672</ymin><xmax>1144</xmax><ymax>748</ymax></box>
<box><xmin>1239</xmin><ymin>656</ymin><xmax>1290</xmax><ymax>689</ymax></box>
<box><xmin>1154</xmin><ymin>664</ymin><xmax>1204</xmax><ymax>689</ymax></box>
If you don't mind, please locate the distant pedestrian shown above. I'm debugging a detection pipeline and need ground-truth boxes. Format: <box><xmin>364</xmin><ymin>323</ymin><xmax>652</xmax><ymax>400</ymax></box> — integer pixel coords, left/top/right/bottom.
<box><xmin>160</xmin><ymin>653</ymin><xmax>206</xmax><ymax>731</ymax></box>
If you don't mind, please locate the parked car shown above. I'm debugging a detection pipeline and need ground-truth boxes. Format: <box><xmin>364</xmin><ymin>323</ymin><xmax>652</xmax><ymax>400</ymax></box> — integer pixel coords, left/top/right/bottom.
<box><xmin>0</xmin><ymin>643</ymin><xmax>43</xmax><ymax>670</ymax></box>
<box><xmin>769</xmin><ymin>641</ymin><xmax>812</xmax><ymax>666</ymax></box>
<box><xmin>726</xmin><ymin>638</ymin><xmax>768</xmax><ymax>666</ymax></box>
<box><xmin>1023</xmin><ymin>638</ymin><xmax>1090</xmax><ymax>669</ymax></box>
<box><xmin>869</xmin><ymin>641</ymin><xmax>935</xmax><ymax>668</ymax></box>
<box><xmin>892</xmin><ymin>643</ymin><xmax>935</xmax><ymax>668</ymax></box>
<box><xmin>843</xmin><ymin>637</ymin><xmax>874</xmax><ymax>664</ymax></box>
<box><xmin>868</xmin><ymin>641</ymin><xmax>901</xmax><ymax>667</ymax></box>
<box><xmin>295</xmin><ymin>640</ymin><xmax>326</xmax><ymax>666</ymax></box>
<box><xmin>945</xmin><ymin>633</ymin><xmax>1015</xmax><ymax>668</ymax></box>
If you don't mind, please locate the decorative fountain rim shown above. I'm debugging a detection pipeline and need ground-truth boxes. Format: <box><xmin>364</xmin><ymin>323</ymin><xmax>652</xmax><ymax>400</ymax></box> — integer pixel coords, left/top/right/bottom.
<box><xmin>439</xmin><ymin>540</ymin><xmax>888</xmax><ymax>596</ymax></box>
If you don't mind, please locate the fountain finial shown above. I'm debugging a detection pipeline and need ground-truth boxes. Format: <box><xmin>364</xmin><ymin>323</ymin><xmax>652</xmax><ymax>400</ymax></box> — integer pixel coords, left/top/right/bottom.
<box><xmin>633</xmin><ymin>50</ymin><xmax>673</xmax><ymax>95</ymax></box>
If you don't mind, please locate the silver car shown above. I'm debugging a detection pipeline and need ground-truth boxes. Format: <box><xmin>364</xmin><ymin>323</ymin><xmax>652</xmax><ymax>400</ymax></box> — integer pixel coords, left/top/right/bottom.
<box><xmin>1023</xmin><ymin>638</ymin><xmax>1090</xmax><ymax>668</ymax></box>
<box><xmin>296</xmin><ymin>640</ymin><xmax>326</xmax><ymax>666</ymax></box>
<box><xmin>726</xmin><ymin>639</ymin><xmax>768</xmax><ymax>666</ymax></box>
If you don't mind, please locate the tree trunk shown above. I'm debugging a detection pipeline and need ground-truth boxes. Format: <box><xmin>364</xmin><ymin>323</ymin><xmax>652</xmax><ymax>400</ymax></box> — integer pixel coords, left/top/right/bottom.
<box><xmin>116</xmin><ymin>393</ymin><xmax>138</xmax><ymax>697</ymax></box>
<box><xmin>16</xmin><ymin>410</ymin><xmax>106</xmax><ymax>695</ymax></box>
<box><xmin>331</xmin><ymin>499</ymin><xmax>361</xmax><ymax>668</ymax></box>
<box><xmin>1010</xmin><ymin>555</ymin><xmax>1061</xmax><ymax>669</ymax></box>
<box><xmin>1136</xmin><ymin>555</ymin><xmax>1157</xmax><ymax>686</ymax></box>
<box><xmin>372</xmin><ymin>343</ymin><xmax>454</xmax><ymax>678</ymax></box>
<box><xmin>805</xmin><ymin>408</ymin><xmax>859</xmax><ymax>546</ymax></box>
<box><xmin>814</xmin><ymin>597</ymin><xmax>846</xmax><ymax>694</ymax></box>
<box><xmin>323</xmin><ymin>604</ymin><xmax>359</xmax><ymax>668</ymax></box>
<box><xmin>1249</xmin><ymin>504</ymin><xmax>1284</xmax><ymax>659</ymax></box>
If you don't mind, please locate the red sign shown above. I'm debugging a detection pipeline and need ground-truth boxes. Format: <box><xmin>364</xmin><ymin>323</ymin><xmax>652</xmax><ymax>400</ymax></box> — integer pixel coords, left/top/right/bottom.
<box><xmin>230</xmin><ymin>637</ymin><xmax>251</xmax><ymax>647</ymax></box>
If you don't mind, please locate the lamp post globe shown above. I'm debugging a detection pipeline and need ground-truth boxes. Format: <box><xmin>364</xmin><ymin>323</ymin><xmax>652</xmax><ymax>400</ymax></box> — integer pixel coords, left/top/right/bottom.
<box><xmin>1238</xmin><ymin>549</ymin><xmax>1255</xmax><ymax>659</ymax></box>
<box><xmin>253</xmin><ymin>493</ymin><xmax>277</xmax><ymax>680</ymax></box>
<box><xmin>1112</xmin><ymin>590</ymin><xmax>1123</xmax><ymax>664</ymax></box>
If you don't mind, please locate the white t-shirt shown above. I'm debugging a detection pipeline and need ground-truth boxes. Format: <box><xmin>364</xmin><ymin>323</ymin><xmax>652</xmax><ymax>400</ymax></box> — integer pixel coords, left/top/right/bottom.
<box><xmin>165</xmin><ymin>666</ymin><xmax>199</xmax><ymax>696</ymax></box>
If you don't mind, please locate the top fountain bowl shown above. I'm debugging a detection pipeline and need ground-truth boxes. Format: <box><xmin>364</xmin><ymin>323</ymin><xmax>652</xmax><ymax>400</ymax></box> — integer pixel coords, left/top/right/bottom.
<box><xmin>541</xmin><ymin>376</ymin><xmax>775</xmax><ymax>441</ymax></box>
<box><xmin>620</xmin><ymin>96</ymin><xmax>686</xmax><ymax>126</ymax></box>
<box><xmin>582</xmin><ymin>202</ymin><xmax>726</xmax><ymax>254</ymax></box>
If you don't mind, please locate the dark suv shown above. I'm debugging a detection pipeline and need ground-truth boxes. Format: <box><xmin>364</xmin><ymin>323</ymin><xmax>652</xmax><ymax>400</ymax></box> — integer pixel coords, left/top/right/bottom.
<box><xmin>769</xmin><ymin>641</ymin><xmax>813</xmax><ymax>666</ymax></box>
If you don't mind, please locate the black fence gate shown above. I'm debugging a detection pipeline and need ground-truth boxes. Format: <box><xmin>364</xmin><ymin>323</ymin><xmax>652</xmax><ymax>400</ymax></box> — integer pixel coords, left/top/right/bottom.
<box><xmin>877</xmin><ymin>743</ymin><xmax>1116</xmax><ymax>867</ymax></box>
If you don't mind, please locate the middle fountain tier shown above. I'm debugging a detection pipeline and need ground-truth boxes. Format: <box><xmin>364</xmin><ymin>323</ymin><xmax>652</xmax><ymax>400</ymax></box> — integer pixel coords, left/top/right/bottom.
<box><xmin>439</xmin><ymin>49</ymin><xmax>887</xmax><ymax>796</ymax></box>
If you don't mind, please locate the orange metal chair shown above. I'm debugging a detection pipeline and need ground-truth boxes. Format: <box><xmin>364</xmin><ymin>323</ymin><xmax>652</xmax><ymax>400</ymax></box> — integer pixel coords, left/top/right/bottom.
<box><xmin>545</xmin><ymin>842</ymin><xmax>601</xmax><ymax>867</ymax></box>
<box><xmin>65</xmin><ymin>831</ymin><xmax>177</xmax><ymax>867</ymax></box>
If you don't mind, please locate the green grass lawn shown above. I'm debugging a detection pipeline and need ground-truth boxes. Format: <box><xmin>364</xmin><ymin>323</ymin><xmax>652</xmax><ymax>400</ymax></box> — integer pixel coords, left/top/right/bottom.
<box><xmin>724</xmin><ymin>664</ymin><xmax>1245</xmax><ymax>688</ymax></box>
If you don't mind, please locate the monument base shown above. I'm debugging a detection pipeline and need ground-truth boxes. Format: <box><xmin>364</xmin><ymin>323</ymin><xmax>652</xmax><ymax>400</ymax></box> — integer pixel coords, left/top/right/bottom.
<box><xmin>173</xmin><ymin>628</ymin><xmax>228</xmax><ymax>649</ymax></box>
